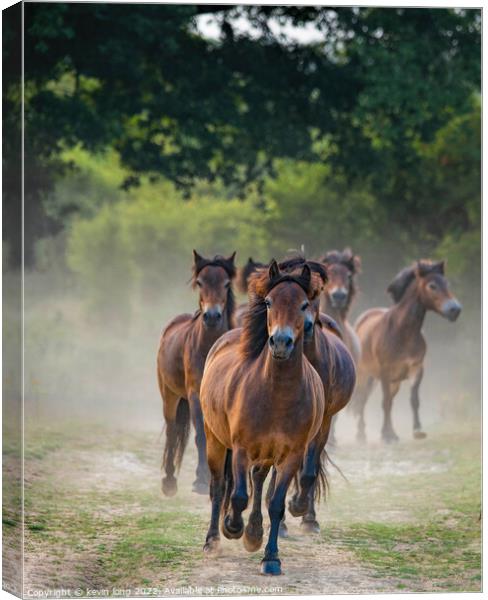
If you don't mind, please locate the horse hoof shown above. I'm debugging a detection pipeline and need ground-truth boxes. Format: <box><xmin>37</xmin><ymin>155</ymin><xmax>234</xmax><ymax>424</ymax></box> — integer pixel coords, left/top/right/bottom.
<box><xmin>243</xmin><ymin>526</ymin><xmax>263</xmax><ymax>552</ymax></box>
<box><xmin>162</xmin><ymin>477</ymin><xmax>177</xmax><ymax>497</ymax></box>
<box><xmin>222</xmin><ymin>514</ymin><xmax>244</xmax><ymax>540</ymax></box>
<box><xmin>288</xmin><ymin>499</ymin><xmax>307</xmax><ymax>518</ymax></box>
<box><xmin>203</xmin><ymin>537</ymin><xmax>220</xmax><ymax>555</ymax></box>
<box><xmin>260</xmin><ymin>559</ymin><xmax>282</xmax><ymax>576</ymax></box>
<box><xmin>413</xmin><ymin>430</ymin><xmax>427</xmax><ymax>440</ymax></box>
<box><xmin>382</xmin><ymin>434</ymin><xmax>399</xmax><ymax>444</ymax></box>
<box><xmin>278</xmin><ymin>522</ymin><xmax>289</xmax><ymax>539</ymax></box>
<box><xmin>192</xmin><ymin>480</ymin><xmax>209</xmax><ymax>495</ymax></box>
<box><xmin>300</xmin><ymin>519</ymin><xmax>320</xmax><ymax>534</ymax></box>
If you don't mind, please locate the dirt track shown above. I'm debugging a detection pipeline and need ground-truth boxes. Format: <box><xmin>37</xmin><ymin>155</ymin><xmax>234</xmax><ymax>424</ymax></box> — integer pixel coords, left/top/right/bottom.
<box><xmin>9</xmin><ymin>420</ymin><xmax>481</xmax><ymax>596</ymax></box>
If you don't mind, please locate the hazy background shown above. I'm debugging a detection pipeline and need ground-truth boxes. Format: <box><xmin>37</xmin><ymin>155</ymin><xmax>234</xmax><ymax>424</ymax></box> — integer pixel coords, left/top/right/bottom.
<box><xmin>3</xmin><ymin>4</ymin><xmax>481</xmax><ymax>434</ymax></box>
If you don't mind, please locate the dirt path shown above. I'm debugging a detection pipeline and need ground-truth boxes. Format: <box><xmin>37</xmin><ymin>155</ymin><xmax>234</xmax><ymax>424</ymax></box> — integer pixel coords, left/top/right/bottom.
<box><xmin>17</xmin><ymin>423</ymin><xmax>480</xmax><ymax>595</ymax></box>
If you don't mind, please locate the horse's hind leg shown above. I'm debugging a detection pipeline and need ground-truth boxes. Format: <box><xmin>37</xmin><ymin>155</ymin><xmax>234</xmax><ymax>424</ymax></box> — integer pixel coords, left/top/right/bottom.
<box><xmin>354</xmin><ymin>375</ymin><xmax>374</xmax><ymax>443</ymax></box>
<box><xmin>243</xmin><ymin>464</ymin><xmax>270</xmax><ymax>552</ymax></box>
<box><xmin>189</xmin><ymin>391</ymin><xmax>210</xmax><ymax>495</ymax></box>
<box><xmin>261</xmin><ymin>458</ymin><xmax>301</xmax><ymax>576</ymax></box>
<box><xmin>203</xmin><ymin>427</ymin><xmax>226</xmax><ymax>554</ymax></box>
<box><xmin>410</xmin><ymin>366</ymin><xmax>426</xmax><ymax>439</ymax></box>
<box><xmin>381</xmin><ymin>377</ymin><xmax>401</xmax><ymax>444</ymax></box>
<box><xmin>161</xmin><ymin>383</ymin><xmax>187</xmax><ymax>497</ymax></box>
<box><xmin>222</xmin><ymin>447</ymin><xmax>249</xmax><ymax>540</ymax></box>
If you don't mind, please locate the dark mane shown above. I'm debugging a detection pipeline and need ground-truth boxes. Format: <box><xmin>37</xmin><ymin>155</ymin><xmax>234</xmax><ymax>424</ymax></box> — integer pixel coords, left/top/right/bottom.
<box><xmin>387</xmin><ymin>266</ymin><xmax>416</xmax><ymax>303</ymax></box>
<box><xmin>240</xmin><ymin>263</ymin><xmax>312</xmax><ymax>360</ymax></box>
<box><xmin>236</xmin><ymin>258</ymin><xmax>266</xmax><ymax>294</ymax></box>
<box><xmin>387</xmin><ymin>259</ymin><xmax>446</xmax><ymax>304</ymax></box>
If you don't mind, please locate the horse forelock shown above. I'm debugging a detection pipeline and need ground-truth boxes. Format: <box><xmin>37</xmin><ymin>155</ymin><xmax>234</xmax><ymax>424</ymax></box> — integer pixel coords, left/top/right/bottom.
<box><xmin>192</xmin><ymin>255</ymin><xmax>237</xmax><ymax>283</ymax></box>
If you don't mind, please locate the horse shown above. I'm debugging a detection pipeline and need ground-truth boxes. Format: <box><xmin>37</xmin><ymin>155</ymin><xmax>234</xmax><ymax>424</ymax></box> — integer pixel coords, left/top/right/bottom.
<box><xmin>235</xmin><ymin>257</ymin><xmax>266</xmax><ymax>327</ymax></box>
<box><xmin>319</xmin><ymin>248</ymin><xmax>362</xmax><ymax>364</ymax></box>
<box><xmin>200</xmin><ymin>261</ymin><xmax>325</xmax><ymax>575</ymax></box>
<box><xmin>263</xmin><ymin>256</ymin><xmax>356</xmax><ymax>536</ymax></box>
<box><xmin>318</xmin><ymin>248</ymin><xmax>361</xmax><ymax>445</ymax></box>
<box><xmin>352</xmin><ymin>259</ymin><xmax>462</xmax><ymax>443</ymax></box>
<box><xmin>157</xmin><ymin>250</ymin><xmax>236</xmax><ymax>495</ymax></box>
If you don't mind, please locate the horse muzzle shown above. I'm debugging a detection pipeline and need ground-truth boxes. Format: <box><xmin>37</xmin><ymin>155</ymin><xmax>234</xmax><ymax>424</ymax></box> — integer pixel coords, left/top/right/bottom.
<box><xmin>269</xmin><ymin>328</ymin><xmax>295</xmax><ymax>360</ymax></box>
<box><xmin>329</xmin><ymin>288</ymin><xmax>348</xmax><ymax>309</ymax></box>
<box><xmin>441</xmin><ymin>299</ymin><xmax>462</xmax><ymax>322</ymax></box>
<box><xmin>203</xmin><ymin>307</ymin><xmax>223</xmax><ymax>328</ymax></box>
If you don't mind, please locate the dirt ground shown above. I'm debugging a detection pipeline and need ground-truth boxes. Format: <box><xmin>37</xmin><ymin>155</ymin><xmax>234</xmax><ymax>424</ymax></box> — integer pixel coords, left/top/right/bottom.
<box><xmin>3</xmin><ymin>416</ymin><xmax>481</xmax><ymax>596</ymax></box>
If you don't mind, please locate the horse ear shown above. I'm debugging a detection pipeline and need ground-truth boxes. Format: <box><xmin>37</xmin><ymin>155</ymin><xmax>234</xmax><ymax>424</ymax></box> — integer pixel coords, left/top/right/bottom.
<box><xmin>226</xmin><ymin>251</ymin><xmax>236</xmax><ymax>265</ymax></box>
<box><xmin>300</xmin><ymin>263</ymin><xmax>312</xmax><ymax>288</ymax></box>
<box><xmin>193</xmin><ymin>249</ymin><xmax>203</xmax><ymax>264</ymax></box>
<box><xmin>353</xmin><ymin>254</ymin><xmax>362</xmax><ymax>274</ymax></box>
<box><xmin>434</xmin><ymin>260</ymin><xmax>445</xmax><ymax>274</ymax></box>
<box><xmin>268</xmin><ymin>259</ymin><xmax>280</xmax><ymax>280</ymax></box>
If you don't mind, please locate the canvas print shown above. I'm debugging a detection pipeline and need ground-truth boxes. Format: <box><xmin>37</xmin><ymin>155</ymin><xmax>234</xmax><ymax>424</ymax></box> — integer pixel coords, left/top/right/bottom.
<box><xmin>2</xmin><ymin>2</ymin><xmax>481</xmax><ymax>597</ymax></box>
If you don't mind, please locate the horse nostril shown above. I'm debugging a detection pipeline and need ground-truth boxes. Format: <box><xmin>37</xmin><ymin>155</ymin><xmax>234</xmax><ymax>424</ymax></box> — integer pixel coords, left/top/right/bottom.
<box><xmin>285</xmin><ymin>337</ymin><xmax>293</xmax><ymax>347</ymax></box>
<box><xmin>203</xmin><ymin>312</ymin><xmax>209</xmax><ymax>322</ymax></box>
<box><xmin>269</xmin><ymin>336</ymin><xmax>275</xmax><ymax>347</ymax></box>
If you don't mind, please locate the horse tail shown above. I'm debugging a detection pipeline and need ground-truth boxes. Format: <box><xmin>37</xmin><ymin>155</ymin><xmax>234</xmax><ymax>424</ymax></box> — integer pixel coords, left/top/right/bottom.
<box><xmin>314</xmin><ymin>452</ymin><xmax>329</xmax><ymax>502</ymax></box>
<box><xmin>172</xmin><ymin>398</ymin><xmax>191</xmax><ymax>473</ymax></box>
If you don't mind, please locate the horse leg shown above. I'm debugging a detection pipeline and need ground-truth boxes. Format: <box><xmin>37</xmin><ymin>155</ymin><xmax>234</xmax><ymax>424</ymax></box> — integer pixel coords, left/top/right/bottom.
<box><xmin>288</xmin><ymin>437</ymin><xmax>320</xmax><ymax>518</ymax></box>
<box><xmin>222</xmin><ymin>447</ymin><xmax>249</xmax><ymax>540</ymax></box>
<box><xmin>161</xmin><ymin>385</ymin><xmax>184</xmax><ymax>497</ymax></box>
<box><xmin>189</xmin><ymin>391</ymin><xmax>210</xmax><ymax>494</ymax></box>
<box><xmin>410</xmin><ymin>367</ymin><xmax>426</xmax><ymax>439</ymax></box>
<box><xmin>300</xmin><ymin>483</ymin><xmax>320</xmax><ymax>534</ymax></box>
<box><xmin>243</xmin><ymin>464</ymin><xmax>270</xmax><ymax>552</ymax></box>
<box><xmin>261</xmin><ymin>459</ymin><xmax>300</xmax><ymax>576</ymax></box>
<box><xmin>203</xmin><ymin>427</ymin><xmax>226</xmax><ymax>554</ymax></box>
<box><xmin>266</xmin><ymin>467</ymin><xmax>288</xmax><ymax>538</ymax></box>
<box><xmin>381</xmin><ymin>377</ymin><xmax>401</xmax><ymax>444</ymax></box>
<box><xmin>355</xmin><ymin>375</ymin><xmax>374</xmax><ymax>443</ymax></box>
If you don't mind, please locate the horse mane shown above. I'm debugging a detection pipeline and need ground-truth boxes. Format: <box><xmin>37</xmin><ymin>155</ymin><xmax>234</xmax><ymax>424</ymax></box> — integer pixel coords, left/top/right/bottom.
<box><xmin>279</xmin><ymin>256</ymin><xmax>328</xmax><ymax>301</ymax></box>
<box><xmin>387</xmin><ymin>259</ymin><xmax>445</xmax><ymax>303</ymax></box>
<box><xmin>240</xmin><ymin>261</ymin><xmax>313</xmax><ymax>360</ymax></box>
<box><xmin>191</xmin><ymin>252</ymin><xmax>237</xmax><ymax>326</ymax></box>
<box><xmin>236</xmin><ymin>257</ymin><xmax>266</xmax><ymax>294</ymax></box>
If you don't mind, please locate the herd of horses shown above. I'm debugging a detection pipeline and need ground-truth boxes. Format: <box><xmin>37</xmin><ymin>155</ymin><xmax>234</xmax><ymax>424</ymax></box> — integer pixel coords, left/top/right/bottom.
<box><xmin>156</xmin><ymin>249</ymin><xmax>462</xmax><ymax>576</ymax></box>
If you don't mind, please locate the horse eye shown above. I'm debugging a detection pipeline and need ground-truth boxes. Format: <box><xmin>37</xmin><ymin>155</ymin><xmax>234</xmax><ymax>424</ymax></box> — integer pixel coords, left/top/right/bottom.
<box><xmin>196</xmin><ymin>280</ymin><xmax>202</xmax><ymax>288</ymax></box>
<box><xmin>224</xmin><ymin>281</ymin><xmax>230</xmax><ymax>289</ymax></box>
<box><xmin>264</xmin><ymin>299</ymin><xmax>271</xmax><ymax>309</ymax></box>
<box><xmin>428</xmin><ymin>282</ymin><xmax>437</xmax><ymax>291</ymax></box>
<box><xmin>301</xmin><ymin>301</ymin><xmax>310</xmax><ymax>311</ymax></box>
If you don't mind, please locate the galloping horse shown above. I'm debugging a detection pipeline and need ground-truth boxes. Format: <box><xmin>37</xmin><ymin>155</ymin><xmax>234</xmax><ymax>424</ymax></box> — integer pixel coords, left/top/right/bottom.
<box><xmin>352</xmin><ymin>259</ymin><xmax>461</xmax><ymax>443</ymax></box>
<box><xmin>268</xmin><ymin>257</ymin><xmax>356</xmax><ymax>535</ymax></box>
<box><xmin>319</xmin><ymin>248</ymin><xmax>361</xmax><ymax>364</ymax></box>
<box><xmin>200</xmin><ymin>261</ymin><xmax>325</xmax><ymax>575</ymax></box>
<box><xmin>157</xmin><ymin>250</ymin><xmax>236</xmax><ymax>495</ymax></box>
<box><xmin>235</xmin><ymin>257</ymin><xmax>266</xmax><ymax>327</ymax></box>
<box><xmin>319</xmin><ymin>248</ymin><xmax>361</xmax><ymax>445</ymax></box>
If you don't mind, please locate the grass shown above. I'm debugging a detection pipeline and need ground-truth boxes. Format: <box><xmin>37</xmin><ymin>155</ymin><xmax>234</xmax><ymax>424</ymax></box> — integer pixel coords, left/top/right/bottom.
<box><xmin>322</xmin><ymin>426</ymin><xmax>481</xmax><ymax>592</ymax></box>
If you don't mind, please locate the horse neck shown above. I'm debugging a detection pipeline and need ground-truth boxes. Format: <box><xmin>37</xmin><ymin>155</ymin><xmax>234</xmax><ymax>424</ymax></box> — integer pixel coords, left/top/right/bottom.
<box><xmin>391</xmin><ymin>281</ymin><xmax>427</xmax><ymax>333</ymax></box>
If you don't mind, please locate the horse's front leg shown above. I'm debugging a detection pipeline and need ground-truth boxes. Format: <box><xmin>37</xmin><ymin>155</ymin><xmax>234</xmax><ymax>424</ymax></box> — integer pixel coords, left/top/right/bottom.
<box><xmin>266</xmin><ymin>467</ymin><xmax>288</xmax><ymax>538</ymax></box>
<box><xmin>410</xmin><ymin>366</ymin><xmax>426</xmax><ymax>439</ymax></box>
<box><xmin>261</xmin><ymin>458</ymin><xmax>300</xmax><ymax>576</ymax></box>
<box><xmin>222</xmin><ymin>447</ymin><xmax>249</xmax><ymax>540</ymax></box>
<box><xmin>203</xmin><ymin>427</ymin><xmax>227</xmax><ymax>554</ymax></box>
<box><xmin>243</xmin><ymin>464</ymin><xmax>270</xmax><ymax>552</ymax></box>
<box><xmin>189</xmin><ymin>391</ymin><xmax>210</xmax><ymax>494</ymax></box>
<box><xmin>381</xmin><ymin>377</ymin><xmax>401</xmax><ymax>443</ymax></box>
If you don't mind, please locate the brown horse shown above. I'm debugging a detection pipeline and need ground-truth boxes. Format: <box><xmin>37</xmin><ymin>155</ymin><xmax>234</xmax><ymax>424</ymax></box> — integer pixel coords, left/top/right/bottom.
<box><xmin>319</xmin><ymin>248</ymin><xmax>361</xmax><ymax>445</ymax></box>
<box><xmin>235</xmin><ymin>257</ymin><xmax>266</xmax><ymax>327</ymax></box>
<box><xmin>352</xmin><ymin>259</ymin><xmax>461</xmax><ymax>443</ymax></box>
<box><xmin>319</xmin><ymin>248</ymin><xmax>361</xmax><ymax>364</ymax></box>
<box><xmin>157</xmin><ymin>250</ymin><xmax>236</xmax><ymax>495</ymax></box>
<box><xmin>200</xmin><ymin>261</ymin><xmax>325</xmax><ymax>575</ymax></box>
<box><xmin>267</xmin><ymin>257</ymin><xmax>356</xmax><ymax>535</ymax></box>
